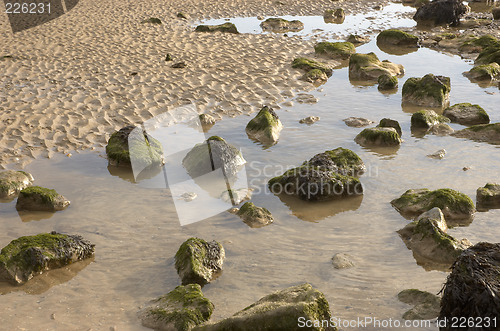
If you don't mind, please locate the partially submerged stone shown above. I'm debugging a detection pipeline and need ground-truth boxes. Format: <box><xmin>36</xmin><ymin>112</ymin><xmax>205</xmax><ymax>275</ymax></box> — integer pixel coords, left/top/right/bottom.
<box><xmin>475</xmin><ymin>39</ymin><xmax>500</xmax><ymax>66</ymax></box>
<box><xmin>343</xmin><ymin>117</ymin><xmax>374</xmax><ymax>127</ymax></box>
<box><xmin>307</xmin><ymin>147</ymin><xmax>366</xmax><ymax>176</ymax></box>
<box><xmin>397</xmin><ymin>207</ymin><xmax>472</xmax><ymax>266</ymax></box>
<box><xmin>440</xmin><ymin>242</ymin><xmax>500</xmax><ymax>326</ymax></box>
<box><xmin>377</xmin><ymin>29</ymin><xmax>419</xmax><ymax>47</ymax></box>
<box><xmin>16</xmin><ymin>186</ymin><xmax>70</xmax><ymax>212</ymax></box>
<box><xmin>476</xmin><ymin>183</ymin><xmax>500</xmax><ymax>211</ymax></box>
<box><xmin>378</xmin><ymin>74</ymin><xmax>398</xmax><ymax>90</ymax></box>
<box><xmin>0</xmin><ymin>232</ymin><xmax>94</xmax><ymax>285</ymax></box>
<box><xmin>465</xmin><ymin>63</ymin><xmax>500</xmax><ymax>81</ymax></box>
<box><xmin>199</xmin><ymin>113</ymin><xmax>217</xmax><ymax>127</ymax></box>
<box><xmin>331</xmin><ymin>253</ymin><xmax>354</xmax><ymax>269</ymax></box>
<box><xmin>0</xmin><ymin>170</ymin><xmax>34</xmax><ymax>199</ymax></box>
<box><xmin>299</xmin><ymin>116</ymin><xmax>320</xmax><ymax>124</ymax></box>
<box><xmin>349</xmin><ymin>52</ymin><xmax>404</xmax><ymax>81</ymax></box>
<box><xmin>355</xmin><ymin>127</ymin><xmax>402</xmax><ymax>147</ymax></box>
<box><xmin>174</xmin><ymin>238</ymin><xmax>225</xmax><ymax>286</ymax></box>
<box><xmin>428</xmin><ymin>123</ymin><xmax>454</xmax><ymax>136</ymax></box>
<box><xmin>245</xmin><ymin>106</ymin><xmax>283</xmax><ymax>145</ymax></box>
<box><xmin>195</xmin><ymin>283</ymin><xmax>335</xmax><ymax>331</ymax></box>
<box><xmin>411</xmin><ymin>110</ymin><xmax>450</xmax><ymax>130</ymax></box>
<box><xmin>292</xmin><ymin>57</ymin><xmax>333</xmax><ymax>77</ymax></box>
<box><xmin>427</xmin><ymin>149</ymin><xmax>446</xmax><ymax>159</ymax></box>
<box><xmin>220</xmin><ymin>188</ymin><xmax>252</xmax><ymax>205</ymax></box>
<box><xmin>451</xmin><ymin>123</ymin><xmax>500</xmax><ymax>144</ymax></box>
<box><xmin>236</xmin><ymin>202</ymin><xmax>274</xmax><ymax>228</ymax></box>
<box><xmin>459</xmin><ymin>35</ymin><xmax>498</xmax><ymax>53</ymax></box>
<box><xmin>260</xmin><ymin>18</ymin><xmax>303</xmax><ymax>32</ymax></box>
<box><xmin>413</xmin><ymin>0</ymin><xmax>469</xmax><ymax>26</ymax></box>
<box><xmin>138</xmin><ymin>284</ymin><xmax>213</xmax><ymax>331</ymax></box>
<box><xmin>397</xmin><ymin>289</ymin><xmax>440</xmax><ymax>320</ymax></box>
<box><xmin>314</xmin><ymin>41</ymin><xmax>355</xmax><ymax>60</ymax></box>
<box><xmin>324</xmin><ymin>8</ymin><xmax>345</xmax><ymax>23</ymax></box>
<box><xmin>391</xmin><ymin>188</ymin><xmax>475</xmax><ymax>221</ymax></box>
<box><xmin>141</xmin><ymin>17</ymin><xmax>162</xmax><ymax>24</ymax></box>
<box><xmin>195</xmin><ymin>23</ymin><xmax>239</xmax><ymax>34</ymax></box>
<box><xmin>378</xmin><ymin>118</ymin><xmax>402</xmax><ymax>137</ymax></box>
<box><xmin>303</xmin><ymin>69</ymin><xmax>328</xmax><ymax>84</ymax></box>
<box><xmin>402</xmin><ymin>74</ymin><xmax>451</xmax><ymax>108</ymax></box>
<box><xmin>443</xmin><ymin>103</ymin><xmax>489</xmax><ymax>126</ymax></box>
<box><xmin>346</xmin><ymin>34</ymin><xmax>370</xmax><ymax>45</ymax></box>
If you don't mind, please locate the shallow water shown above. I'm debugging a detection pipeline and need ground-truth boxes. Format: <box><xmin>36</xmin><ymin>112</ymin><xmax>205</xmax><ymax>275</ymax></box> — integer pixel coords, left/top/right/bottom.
<box><xmin>2</xmin><ymin>4</ymin><xmax>500</xmax><ymax>331</ymax></box>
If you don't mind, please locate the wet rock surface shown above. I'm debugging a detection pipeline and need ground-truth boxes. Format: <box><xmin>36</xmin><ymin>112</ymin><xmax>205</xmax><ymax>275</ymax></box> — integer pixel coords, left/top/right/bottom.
<box><xmin>413</xmin><ymin>0</ymin><xmax>470</xmax><ymax>26</ymax></box>
<box><xmin>476</xmin><ymin>183</ymin><xmax>500</xmax><ymax>211</ymax></box>
<box><xmin>0</xmin><ymin>170</ymin><xmax>34</xmax><ymax>199</ymax></box>
<box><xmin>397</xmin><ymin>289</ymin><xmax>440</xmax><ymax>320</ymax></box>
<box><xmin>245</xmin><ymin>106</ymin><xmax>283</xmax><ymax>145</ymax></box>
<box><xmin>355</xmin><ymin>127</ymin><xmax>402</xmax><ymax>147</ymax></box>
<box><xmin>451</xmin><ymin>122</ymin><xmax>500</xmax><ymax>144</ymax></box>
<box><xmin>377</xmin><ymin>118</ymin><xmax>402</xmax><ymax>137</ymax></box>
<box><xmin>402</xmin><ymin>74</ymin><xmax>451</xmax><ymax>108</ymax></box>
<box><xmin>260</xmin><ymin>18</ymin><xmax>304</xmax><ymax>32</ymax></box>
<box><xmin>236</xmin><ymin>202</ymin><xmax>274</xmax><ymax>228</ymax></box>
<box><xmin>16</xmin><ymin>186</ymin><xmax>70</xmax><ymax>212</ymax></box>
<box><xmin>411</xmin><ymin>109</ymin><xmax>450</xmax><ymax>130</ymax></box>
<box><xmin>331</xmin><ymin>253</ymin><xmax>355</xmax><ymax>269</ymax></box>
<box><xmin>343</xmin><ymin>117</ymin><xmax>374</xmax><ymax>127</ymax></box>
<box><xmin>443</xmin><ymin>103</ymin><xmax>490</xmax><ymax>125</ymax></box>
<box><xmin>349</xmin><ymin>52</ymin><xmax>404</xmax><ymax>81</ymax></box>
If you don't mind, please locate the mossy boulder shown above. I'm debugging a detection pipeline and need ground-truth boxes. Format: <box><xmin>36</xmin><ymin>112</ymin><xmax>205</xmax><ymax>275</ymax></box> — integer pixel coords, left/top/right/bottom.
<box><xmin>138</xmin><ymin>284</ymin><xmax>214</xmax><ymax>331</ymax></box>
<box><xmin>314</xmin><ymin>41</ymin><xmax>355</xmax><ymax>60</ymax></box>
<box><xmin>106</xmin><ymin>125</ymin><xmax>165</xmax><ymax>169</ymax></box>
<box><xmin>476</xmin><ymin>183</ymin><xmax>500</xmax><ymax>211</ymax></box>
<box><xmin>324</xmin><ymin>8</ymin><xmax>345</xmax><ymax>23</ymax></box>
<box><xmin>0</xmin><ymin>232</ymin><xmax>94</xmax><ymax>285</ymax></box>
<box><xmin>195</xmin><ymin>283</ymin><xmax>336</xmax><ymax>331</ymax></box>
<box><xmin>377</xmin><ymin>118</ymin><xmax>402</xmax><ymax>137</ymax></box>
<box><xmin>376</xmin><ymin>29</ymin><xmax>419</xmax><ymax>46</ymax></box>
<box><xmin>459</xmin><ymin>35</ymin><xmax>498</xmax><ymax>53</ymax></box>
<box><xmin>16</xmin><ymin>186</ymin><xmax>70</xmax><ymax>212</ymax></box>
<box><xmin>304</xmin><ymin>69</ymin><xmax>328</xmax><ymax>85</ymax></box>
<box><xmin>141</xmin><ymin>17</ymin><xmax>162</xmax><ymax>24</ymax></box>
<box><xmin>175</xmin><ymin>238</ymin><xmax>225</xmax><ymax>286</ymax></box>
<box><xmin>465</xmin><ymin>63</ymin><xmax>500</xmax><ymax>81</ymax></box>
<box><xmin>397</xmin><ymin>207</ymin><xmax>472</xmax><ymax>266</ymax></box>
<box><xmin>378</xmin><ymin>74</ymin><xmax>398</xmax><ymax>90</ymax></box>
<box><xmin>292</xmin><ymin>57</ymin><xmax>333</xmax><ymax>77</ymax></box>
<box><xmin>451</xmin><ymin>123</ymin><xmax>500</xmax><ymax>144</ymax></box>
<box><xmin>475</xmin><ymin>40</ymin><xmax>500</xmax><ymax>66</ymax></box>
<box><xmin>391</xmin><ymin>188</ymin><xmax>475</xmax><ymax>221</ymax></box>
<box><xmin>439</xmin><ymin>242</ymin><xmax>500</xmax><ymax>327</ymax></box>
<box><xmin>245</xmin><ymin>106</ymin><xmax>283</xmax><ymax>145</ymax></box>
<box><xmin>195</xmin><ymin>23</ymin><xmax>239</xmax><ymax>34</ymax></box>
<box><xmin>348</xmin><ymin>52</ymin><xmax>404</xmax><ymax>81</ymax></box>
<box><xmin>397</xmin><ymin>289</ymin><xmax>440</xmax><ymax>320</ymax></box>
<box><xmin>402</xmin><ymin>74</ymin><xmax>451</xmax><ymax>108</ymax></box>
<box><xmin>306</xmin><ymin>147</ymin><xmax>366</xmax><ymax>176</ymax></box>
<box><xmin>260</xmin><ymin>18</ymin><xmax>303</xmax><ymax>32</ymax></box>
<box><xmin>354</xmin><ymin>127</ymin><xmax>402</xmax><ymax>147</ymax></box>
<box><xmin>411</xmin><ymin>110</ymin><xmax>450</xmax><ymax>130</ymax></box>
<box><xmin>443</xmin><ymin>103</ymin><xmax>489</xmax><ymax>126</ymax></box>
<box><xmin>237</xmin><ymin>202</ymin><xmax>274</xmax><ymax>228</ymax></box>
<box><xmin>0</xmin><ymin>170</ymin><xmax>34</xmax><ymax>199</ymax></box>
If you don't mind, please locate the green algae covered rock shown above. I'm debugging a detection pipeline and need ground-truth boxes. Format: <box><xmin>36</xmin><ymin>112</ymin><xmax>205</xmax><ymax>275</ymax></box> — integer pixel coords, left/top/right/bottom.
<box><xmin>237</xmin><ymin>202</ymin><xmax>274</xmax><ymax>228</ymax></box>
<box><xmin>377</xmin><ymin>29</ymin><xmax>419</xmax><ymax>46</ymax></box>
<box><xmin>355</xmin><ymin>127</ymin><xmax>402</xmax><ymax>147</ymax></box>
<box><xmin>260</xmin><ymin>18</ymin><xmax>303</xmax><ymax>32</ymax></box>
<box><xmin>459</xmin><ymin>35</ymin><xmax>498</xmax><ymax>53</ymax></box>
<box><xmin>398</xmin><ymin>289</ymin><xmax>440</xmax><ymax>320</ymax></box>
<box><xmin>314</xmin><ymin>41</ymin><xmax>355</xmax><ymax>60</ymax></box>
<box><xmin>195</xmin><ymin>283</ymin><xmax>336</xmax><ymax>331</ymax></box>
<box><xmin>195</xmin><ymin>22</ymin><xmax>239</xmax><ymax>34</ymax></box>
<box><xmin>378</xmin><ymin>118</ymin><xmax>402</xmax><ymax>137</ymax></box>
<box><xmin>391</xmin><ymin>188</ymin><xmax>475</xmax><ymax>221</ymax></box>
<box><xmin>0</xmin><ymin>232</ymin><xmax>94</xmax><ymax>285</ymax></box>
<box><xmin>292</xmin><ymin>57</ymin><xmax>333</xmax><ymax>77</ymax></box>
<box><xmin>141</xmin><ymin>17</ymin><xmax>162</xmax><ymax>24</ymax></box>
<box><xmin>348</xmin><ymin>52</ymin><xmax>404</xmax><ymax>81</ymax></box>
<box><xmin>476</xmin><ymin>183</ymin><xmax>500</xmax><ymax>211</ymax></box>
<box><xmin>465</xmin><ymin>63</ymin><xmax>500</xmax><ymax>81</ymax></box>
<box><xmin>451</xmin><ymin>122</ymin><xmax>500</xmax><ymax>144</ymax></box>
<box><xmin>324</xmin><ymin>8</ymin><xmax>345</xmax><ymax>23</ymax></box>
<box><xmin>138</xmin><ymin>284</ymin><xmax>214</xmax><ymax>331</ymax></box>
<box><xmin>305</xmin><ymin>147</ymin><xmax>366</xmax><ymax>176</ymax></box>
<box><xmin>378</xmin><ymin>74</ymin><xmax>398</xmax><ymax>90</ymax></box>
<box><xmin>411</xmin><ymin>110</ymin><xmax>450</xmax><ymax>129</ymax></box>
<box><xmin>475</xmin><ymin>39</ymin><xmax>500</xmax><ymax>66</ymax></box>
<box><xmin>16</xmin><ymin>186</ymin><xmax>70</xmax><ymax>212</ymax></box>
<box><xmin>245</xmin><ymin>106</ymin><xmax>283</xmax><ymax>145</ymax></box>
<box><xmin>0</xmin><ymin>170</ymin><xmax>34</xmax><ymax>199</ymax></box>
<box><xmin>402</xmin><ymin>74</ymin><xmax>451</xmax><ymax>108</ymax></box>
<box><xmin>175</xmin><ymin>238</ymin><xmax>225</xmax><ymax>286</ymax></box>
<box><xmin>443</xmin><ymin>103</ymin><xmax>489</xmax><ymax>125</ymax></box>
<box><xmin>346</xmin><ymin>34</ymin><xmax>369</xmax><ymax>45</ymax></box>
<box><xmin>304</xmin><ymin>69</ymin><xmax>328</xmax><ymax>84</ymax></box>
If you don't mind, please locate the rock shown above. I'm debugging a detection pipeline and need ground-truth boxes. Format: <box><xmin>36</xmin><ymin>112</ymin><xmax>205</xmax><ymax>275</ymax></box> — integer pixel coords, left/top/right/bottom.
<box><xmin>331</xmin><ymin>253</ymin><xmax>354</xmax><ymax>269</ymax></box>
<box><xmin>0</xmin><ymin>232</ymin><xmax>94</xmax><ymax>285</ymax></box>
<box><xmin>459</xmin><ymin>34</ymin><xmax>498</xmax><ymax>53</ymax></box>
<box><xmin>172</xmin><ymin>61</ymin><xmax>187</xmax><ymax>68</ymax></box>
<box><xmin>354</xmin><ymin>127</ymin><xmax>402</xmax><ymax>147</ymax></box>
<box><xmin>268</xmin><ymin>148</ymin><xmax>364</xmax><ymax>201</ymax></box>
<box><xmin>195</xmin><ymin>23</ymin><xmax>239</xmax><ymax>34</ymax></box>
<box><xmin>443</xmin><ymin>103</ymin><xmax>489</xmax><ymax>125</ymax></box>
<box><xmin>411</xmin><ymin>110</ymin><xmax>450</xmax><ymax>130</ymax></box>
<box><xmin>138</xmin><ymin>284</ymin><xmax>213</xmax><ymax>331</ymax></box>
<box><xmin>343</xmin><ymin>117</ymin><xmax>374</xmax><ymax>127</ymax></box>
<box><xmin>257</xmin><ymin>15</ymin><xmax>264</xmax><ymax>20</ymax></box>
<box><xmin>220</xmin><ymin>188</ymin><xmax>252</xmax><ymax>204</ymax></box>
<box><xmin>391</xmin><ymin>188</ymin><xmax>475</xmax><ymax>221</ymax></box>
<box><xmin>165</xmin><ymin>53</ymin><xmax>173</xmax><ymax>61</ymax></box>
<box><xmin>314</xmin><ymin>41</ymin><xmax>355</xmax><ymax>60</ymax></box>
<box><xmin>376</xmin><ymin>29</ymin><xmax>419</xmax><ymax>47</ymax></box>
<box><xmin>397</xmin><ymin>207</ymin><xmax>472</xmax><ymax>266</ymax></box>
<box><xmin>493</xmin><ymin>7</ymin><xmax>500</xmax><ymax>20</ymax></box>
<box><xmin>182</xmin><ymin>136</ymin><xmax>245</xmax><ymax>179</ymax></box>
<box><xmin>141</xmin><ymin>17</ymin><xmax>162</xmax><ymax>24</ymax></box>
<box><xmin>475</xmin><ymin>38</ymin><xmax>500</xmax><ymax>66</ymax></box>
<box><xmin>427</xmin><ymin>149</ymin><xmax>446</xmax><ymax>159</ymax></box>
<box><xmin>16</xmin><ymin>186</ymin><xmax>70</xmax><ymax>212</ymax></box>
<box><xmin>179</xmin><ymin>192</ymin><xmax>197</xmax><ymax>202</ymax></box>
<box><xmin>303</xmin><ymin>69</ymin><xmax>328</xmax><ymax>84</ymax></box>
<box><xmin>346</xmin><ymin>34</ymin><xmax>370</xmax><ymax>45</ymax></box>
<box><xmin>439</xmin><ymin>242</ymin><xmax>500</xmax><ymax>327</ymax></box>
<box><xmin>402</xmin><ymin>74</ymin><xmax>451</xmax><ymax>108</ymax></box>
<box><xmin>292</xmin><ymin>57</ymin><xmax>333</xmax><ymax>77</ymax></box>
<box><xmin>451</xmin><ymin>123</ymin><xmax>500</xmax><ymax>144</ymax></box>
<box><xmin>377</xmin><ymin>118</ymin><xmax>402</xmax><ymax>137</ymax></box>
<box><xmin>0</xmin><ymin>170</ymin><xmax>34</xmax><ymax>199</ymax></box>
<box><xmin>465</xmin><ymin>63</ymin><xmax>500</xmax><ymax>81</ymax></box>
<box><xmin>413</xmin><ymin>0</ymin><xmax>469</xmax><ymax>26</ymax></box>
<box><xmin>195</xmin><ymin>283</ymin><xmax>335</xmax><ymax>331</ymax></box>
<box><xmin>236</xmin><ymin>202</ymin><xmax>274</xmax><ymax>228</ymax></box>
<box><xmin>378</xmin><ymin>74</ymin><xmax>398</xmax><ymax>90</ymax></box>
<box><xmin>397</xmin><ymin>289</ymin><xmax>440</xmax><ymax>320</ymax></box>
<box><xmin>476</xmin><ymin>183</ymin><xmax>500</xmax><ymax>210</ymax></box>
<box><xmin>177</xmin><ymin>12</ymin><xmax>188</xmax><ymax>19</ymax></box>
<box><xmin>348</xmin><ymin>52</ymin><xmax>404</xmax><ymax>81</ymax></box>
<box><xmin>245</xmin><ymin>106</ymin><xmax>283</xmax><ymax>145</ymax></box>
<box><xmin>428</xmin><ymin>123</ymin><xmax>454</xmax><ymax>136</ymax></box>
<box><xmin>106</xmin><ymin>125</ymin><xmax>165</xmax><ymax>168</ymax></box>
<box><xmin>260</xmin><ymin>18</ymin><xmax>303</xmax><ymax>32</ymax></box>
<box><xmin>174</xmin><ymin>238</ymin><xmax>225</xmax><ymax>286</ymax></box>
<box><xmin>295</xmin><ymin>93</ymin><xmax>318</xmax><ymax>104</ymax></box>
<box><xmin>324</xmin><ymin>8</ymin><xmax>345</xmax><ymax>24</ymax></box>
<box><xmin>199</xmin><ymin>113</ymin><xmax>217</xmax><ymax>126</ymax></box>
<box><xmin>299</xmin><ymin>116</ymin><xmax>320</xmax><ymax>124</ymax></box>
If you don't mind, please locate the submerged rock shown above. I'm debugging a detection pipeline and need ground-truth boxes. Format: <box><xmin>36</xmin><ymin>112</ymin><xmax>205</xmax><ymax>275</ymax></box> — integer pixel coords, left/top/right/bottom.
<box><xmin>427</xmin><ymin>149</ymin><xmax>446</xmax><ymax>159</ymax></box>
<box><xmin>195</xmin><ymin>283</ymin><xmax>335</xmax><ymax>331</ymax></box>
<box><xmin>349</xmin><ymin>52</ymin><xmax>404</xmax><ymax>81</ymax></box>
<box><xmin>195</xmin><ymin>23</ymin><xmax>239</xmax><ymax>33</ymax></box>
<box><xmin>475</xmin><ymin>39</ymin><xmax>500</xmax><ymax>66</ymax></box>
<box><xmin>402</xmin><ymin>74</ymin><xmax>451</xmax><ymax>108</ymax></box>
<box><xmin>292</xmin><ymin>57</ymin><xmax>333</xmax><ymax>77</ymax></box>
<box><xmin>346</xmin><ymin>34</ymin><xmax>370</xmax><ymax>45</ymax></box>
<box><xmin>0</xmin><ymin>232</ymin><xmax>94</xmax><ymax>285</ymax></box>
<box><xmin>378</xmin><ymin>74</ymin><xmax>398</xmax><ymax>90</ymax></box>
<box><xmin>397</xmin><ymin>289</ymin><xmax>440</xmax><ymax>320</ymax></box>
<box><xmin>16</xmin><ymin>186</ymin><xmax>70</xmax><ymax>212</ymax></box>
<box><xmin>378</xmin><ymin>118</ymin><xmax>402</xmax><ymax>137</ymax></box>
<box><xmin>465</xmin><ymin>63</ymin><xmax>500</xmax><ymax>81</ymax></box>
<box><xmin>451</xmin><ymin>123</ymin><xmax>500</xmax><ymax>144</ymax></box>
<box><xmin>324</xmin><ymin>8</ymin><xmax>345</xmax><ymax>23</ymax></box>
<box><xmin>391</xmin><ymin>188</ymin><xmax>475</xmax><ymax>221</ymax></box>
<box><xmin>303</xmin><ymin>69</ymin><xmax>328</xmax><ymax>84</ymax></box>
<box><xmin>476</xmin><ymin>183</ymin><xmax>500</xmax><ymax>211</ymax></box>
<box><xmin>443</xmin><ymin>103</ymin><xmax>489</xmax><ymax>125</ymax></box>
<box><xmin>439</xmin><ymin>242</ymin><xmax>500</xmax><ymax>328</ymax></box>
<box><xmin>459</xmin><ymin>35</ymin><xmax>498</xmax><ymax>54</ymax></box>
<box><xmin>299</xmin><ymin>116</ymin><xmax>320</xmax><ymax>124</ymax></box>
<box><xmin>245</xmin><ymin>106</ymin><xmax>283</xmax><ymax>145</ymax></box>
<box><xmin>411</xmin><ymin>110</ymin><xmax>450</xmax><ymax>130</ymax></box>
<box><xmin>138</xmin><ymin>284</ymin><xmax>213</xmax><ymax>331</ymax></box>
<box><xmin>413</xmin><ymin>0</ymin><xmax>469</xmax><ymax>26</ymax></box>
<box><xmin>331</xmin><ymin>253</ymin><xmax>355</xmax><ymax>269</ymax></box>
<box><xmin>314</xmin><ymin>41</ymin><xmax>355</xmax><ymax>60</ymax></box>
<box><xmin>428</xmin><ymin>123</ymin><xmax>454</xmax><ymax>136</ymax></box>
<box><xmin>355</xmin><ymin>127</ymin><xmax>402</xmax><ymax>147</ymax></box>
<box><xmin>0</xmin><ymin>170</ymin><xmax>34</xmax><ymax>199</ymax></box>
<box><xmin>174</xmin><ymin>238</ymin><xmax>225</xmax><ymax>286</ymax></box>
<box><xmin>377</xmin><ymin>29</ymin><xmax>419</xmax><ymax>47</ymax></box>
<box><xmin>343</xmin><ymin>117</ymin><xmax>374</xmax><ymax>127</ymax></box>
<box><xmin>237</xmin><ymin>202</ymin><xmax>274</xmax><ymax>228</ymax></box>
<box><xmin>260</xmin><ymin>18</ymin><xmax>303</xmax><ymax>32</ymax></box>
<box><xmin>397</xmin><ymin>207</ymin><xmax>472</xmax><ymax>266</ymax></box>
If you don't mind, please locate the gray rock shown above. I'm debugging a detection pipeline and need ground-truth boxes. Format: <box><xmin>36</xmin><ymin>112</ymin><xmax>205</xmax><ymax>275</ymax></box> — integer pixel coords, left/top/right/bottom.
<box><xmin>451</xmin><ymin>123</ymin><xmax>500</xmax><ymax>144</ymax></box>
<box><xmin>16</xmin><ymin>186</ymin><xmax>70</xmax><ymax>212</ymax></box>
<box><xmin>427</xmin><ymin>149</ymin><xmax>446</xmax><ymax>159</ymax></box>
<box><xmin>324</xmin><ymin>8</ymin><xmax>345</xmax><ymax>24</ymax></box>
<box><xmin>295</xmin><ymin>93</ymin><xmax>318</xmax><ymax>104</ymax></box>
<box><xmin>343</xmin><ymin>117</ymin><xmax>374</xmax><ymax>127</ymax></box>
<box><xmin>299</xmin><ymin>116</ymin><xmax>320</xmax><ymax>124</ymax></box>
<box><xmin>413</xmin><ymin>0</ymin><xmax>470</xmax><ymax>26</ymax></box>
<box><xmin>0</xmin><ymin>170</ymin><xmax>34</xmax><ymax>199</ymax></box>
<box><xmin>331</xmin><ymin>253</ymin><xmax>355</xmax><ymax>269</ymax></box>
<box><xmin>349</xmin><ymin>52</ymin><xmax>404</xmax><ymax>81</ymax></box>
<box><xmin>443</xmin><ymin>103</ymin><xmax>490</xmax><ymax>126</ymax></box>
<box><xmin>260</xmin><ymin>18</ymin><xmax>303</xmax><ymax>32</ymax></box>
<box><xmin>398</xmin><ymin>289</ymin><xmax>440</xmax><ymax>320</ymax></box>
<box><xmin>237</xmin><ymin>202</ymin><xmax>274</xmax><ymax>228</ymax></box>
<box><xmin>428</xmin><ymin>123</ymin><xmax>454</xmax><ymax>136</ymax></box>
<box><xmin>476</xmin><ymin>183</ymin><xmax>500</xmax><ymax>211</ymax></box>
<box><xmin>199</xmin><ymin>114</ymin><xmax>217</xmax><ymax>127</ymax></box>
